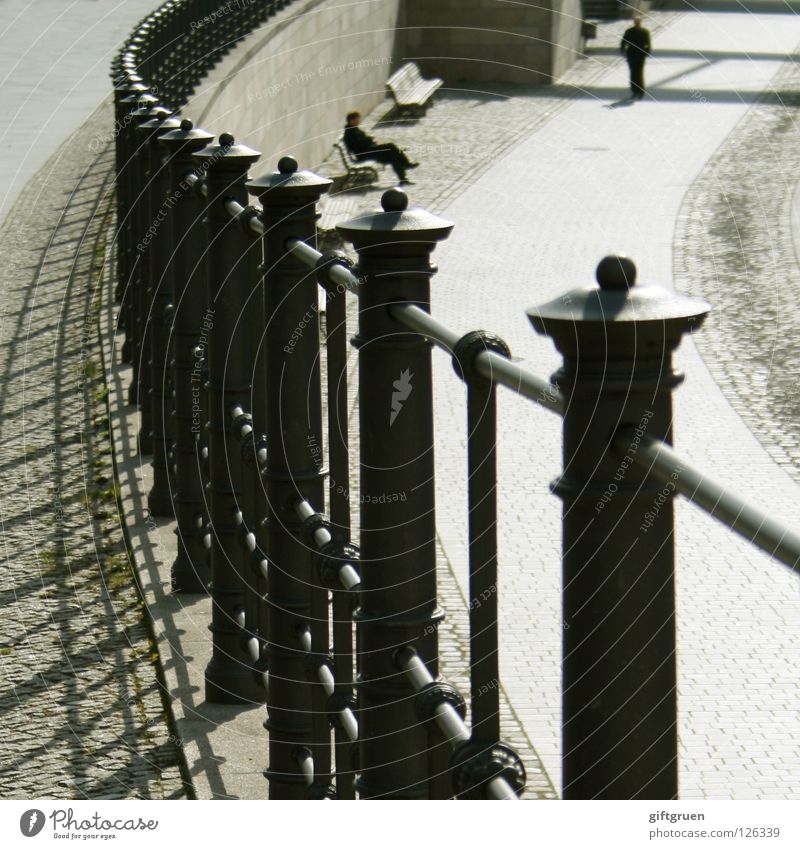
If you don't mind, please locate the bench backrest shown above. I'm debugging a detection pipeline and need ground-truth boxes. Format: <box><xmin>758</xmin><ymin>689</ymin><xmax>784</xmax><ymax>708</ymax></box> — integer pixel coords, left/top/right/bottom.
<box><xmin>388</xmin><ymin>62</ymin><xmax>424</xmax><ymax>92</ymax></box>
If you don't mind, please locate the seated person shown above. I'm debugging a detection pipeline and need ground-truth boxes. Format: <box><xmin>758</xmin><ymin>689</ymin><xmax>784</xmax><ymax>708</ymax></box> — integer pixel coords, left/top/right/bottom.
<box><xmin>343</xmin><ymin>111</ymin><xmax>419</xmax><ymax>184</ymax></box>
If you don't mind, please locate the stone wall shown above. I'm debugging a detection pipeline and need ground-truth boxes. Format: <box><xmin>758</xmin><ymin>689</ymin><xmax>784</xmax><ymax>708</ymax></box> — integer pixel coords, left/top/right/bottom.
<box><xmin>398</xmin><ymin>0</ymin><xmax>584</xmax><ymax>85</ymax></box>
<box><xmin>189</xmin><ymin>0</ymin><xmax>402</xmax><ymax>172</ymax></box>
<box><xmin>551</xmin><ymin>0</ymin><xmax>585</xmax><ymax>82</ymax></box>
<box><xmin>188</xmin><ymin>0</ymin><xmax>585</xmax><ymax>172</ymax></box>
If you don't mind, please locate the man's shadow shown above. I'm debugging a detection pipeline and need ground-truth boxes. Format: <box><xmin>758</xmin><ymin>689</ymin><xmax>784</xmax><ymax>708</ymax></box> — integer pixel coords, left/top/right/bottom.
<box><xmin>607</xmin><ymin>96</ymin><xmax>636</xmax><ymax>109</ymax></box>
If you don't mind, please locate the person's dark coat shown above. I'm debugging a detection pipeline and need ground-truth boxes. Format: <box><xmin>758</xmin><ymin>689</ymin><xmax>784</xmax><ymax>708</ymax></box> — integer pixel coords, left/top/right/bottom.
<box><xmin>621</xmin><ymin>26</ymin><xmax>651</xmax><ymax>60</ymax></box>
<box><xmin>344</xmin><ymin>125</ymin><xmax>379</xmax><ymax>157</ymax></box>
<box><xmin>343</xmin><ymin>122</ymin><xmax>414</xmax><ymax>180</ymax></box>
<box><xmin>621</xmin><ymin>24</ymin><xmax>651</xmax><ymax>98</ymax></box>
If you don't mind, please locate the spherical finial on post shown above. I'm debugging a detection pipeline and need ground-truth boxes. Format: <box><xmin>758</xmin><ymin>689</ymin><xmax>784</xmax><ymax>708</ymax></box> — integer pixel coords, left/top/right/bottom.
<box><xmin>277</xmin><ymin>155</ymin><xmax>299</xmax><ymax>175</ymax></box>
<box><xmin>180</xmin><ymin>118</ymin><xmax>194</xmax><ymax>132</ymax></box>
<box><xmin>596</xmin><ymin>255</ymin><xmax>636</xmax><ymax>290</ymax></box>
<box><xmin>218</xmin><ymin>132</ymin><xmax>235</xmax><ymax>148</ymax></box>
<box><xmin>381</xmin><ymin>188</ymin><xmax>409</xmax><ymax>212</ymax></box>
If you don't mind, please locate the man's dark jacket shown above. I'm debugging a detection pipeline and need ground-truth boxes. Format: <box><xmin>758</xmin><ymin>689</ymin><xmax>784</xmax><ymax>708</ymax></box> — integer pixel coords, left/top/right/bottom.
<box><xmin>344</xmin><ymin>125</ymin><xmax>379</xmax><ymax>156</ymax></box>
<box><xmin>621</xmin><ymin>26</ymin><xmax>651</xmax><ymax>60</ymax></box>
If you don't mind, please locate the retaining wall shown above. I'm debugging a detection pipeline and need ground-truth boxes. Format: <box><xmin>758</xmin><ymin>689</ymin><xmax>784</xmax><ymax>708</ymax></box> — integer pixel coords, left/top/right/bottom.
<box><xmin>188</xmin><ymin>0</ymin><xmax>584</xmax><ymax>170</ymax></box>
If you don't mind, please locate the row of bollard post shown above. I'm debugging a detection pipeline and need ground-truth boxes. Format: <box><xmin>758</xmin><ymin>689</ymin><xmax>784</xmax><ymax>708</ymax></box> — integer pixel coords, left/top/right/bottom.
<box><xmin>112</xmin><ymin>1</ymin><xmax>280</xmax><ymax>112</ymax></box>
<box><xmin>111</xmin><ymin>0</ymin><xmax>711</xmax><ymax>801</ymax></box>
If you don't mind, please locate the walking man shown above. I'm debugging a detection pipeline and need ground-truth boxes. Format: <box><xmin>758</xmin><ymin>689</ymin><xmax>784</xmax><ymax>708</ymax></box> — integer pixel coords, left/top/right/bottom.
<box><xmin>620</xmin><ymin>16</ymin><xmax>651</xmax><ymax>100</ymax></box>
<box><xmin>343</xmin><ymin>111</ymin><xmax>419</xmax><ymax>184</ymax></box>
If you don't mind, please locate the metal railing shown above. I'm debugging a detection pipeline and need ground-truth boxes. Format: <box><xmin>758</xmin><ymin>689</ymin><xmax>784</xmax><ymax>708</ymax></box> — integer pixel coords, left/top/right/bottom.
<box><xmin>110</xmin><ymin>0</ymin><xmax>800</xmax><ymax>801</ymax></box>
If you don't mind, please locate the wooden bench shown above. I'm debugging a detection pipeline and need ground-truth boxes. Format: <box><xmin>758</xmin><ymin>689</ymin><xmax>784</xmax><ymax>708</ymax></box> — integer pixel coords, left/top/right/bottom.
<box><xmin>386</xmin><ymin>62</ymin><xmax>443</xmax><ymax>115</ymax></box>
<box><xmin>333</xmin><ymin>140</ymin><xmax>381</xmax><ymax>188</ymax></box>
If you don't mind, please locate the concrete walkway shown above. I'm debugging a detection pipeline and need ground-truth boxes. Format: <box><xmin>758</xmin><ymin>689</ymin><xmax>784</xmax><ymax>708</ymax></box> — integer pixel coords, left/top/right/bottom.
<box><xmin>0</xmin><ymin>0</ymin><xmax>159</xmax><ymax>224</ymax></box>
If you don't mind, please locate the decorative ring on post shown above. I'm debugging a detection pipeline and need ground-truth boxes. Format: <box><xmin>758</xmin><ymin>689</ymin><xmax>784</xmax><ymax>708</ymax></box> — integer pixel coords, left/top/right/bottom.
<box><xmin>300</xmin><ymin>511</ymin><xmax>329</xmax><ymax>540</ymax></box>
<box><xmin>317</xmin><ymin>540</ymin><xmax>360</xmax><ymax>591</ymax></box>
<box><xmin>450</xmin><ymin>741</ymin><xmax>526</xmax><ymax>800</ymax></box>
<box><xmin>314</xmin><ymin>250</ymin><xmax>357</xmax><ymax>292</ymax></box>
<box><xmin>451</xmin><ymin>330</ymin><xmax>511</xmax><ymax>384</ymax></box>
<box><xmin>239</xmin><ymin>204</ymin><xmax>262</xmax><ymax>235</ymax></box>
<box><xmin>305</xmin><ymin>783</ymin><xmax>336</xmax><ymax>800</ymax></box>
<box><xmin>414</xmin><ymin>681</ymin><xmax>467</xmax><ymax>723</ymax></box>
<box><xmin>325</xmin><ymin>692</ymin><xmax>356</xmax><ymax>730</ymax></box>
<box><xmin>230</xmin><ymin>410</ymin><xmax>253</xmax><ymax>439</ymax></box>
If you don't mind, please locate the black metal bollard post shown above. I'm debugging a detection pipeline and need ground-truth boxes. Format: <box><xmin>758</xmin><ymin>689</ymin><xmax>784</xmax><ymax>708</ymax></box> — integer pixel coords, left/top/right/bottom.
<box><xmin>195</xmin><ymin>132</ymin><xmax>265</xmax><ymax>704</ymax></box>
<box><xmin>116</xmin><ymin>91</ymin><xmax>158</xmax><ymax>363</ymax></box>
<box><xmin>246</xmin><ymin>156</ymin><xmax>332</xmax><ymax>798</ymax></box>
<box><xmin>528</xmin><ymin>256</ymin><xmax>708</xmax><ymax>799</ymax></box>
<box><xmin>113</xmin><ymin>80</ymin><xmax>148</xmax><ymax>304</ymax></box>
<box><xmin>336</xmin><ymin>189</ymin><xmax>452</xmax><ymax>799</ymax></box>
<box><xmin>159</xmin><ymin>118</ymin><xmax>215</xmax><ymax>592</ymax></box>
<box><xmin>165</xmin><ymin>3</ymin><xmax>189</xmax><ymax>107</ymax></box>
<box><xmin>140</xmin><ymin>110</ymin><xmax>182</xmax><ymax>516</ymax></box>
<box><xmin>194</xmin><ymin>0</ymin><xmax>218</xmax><ymax>78</ymax></box>
<box><xmin>127</xmin><ymin>102</ymin><xmax>171</xmax><ymax>413</ymax></box>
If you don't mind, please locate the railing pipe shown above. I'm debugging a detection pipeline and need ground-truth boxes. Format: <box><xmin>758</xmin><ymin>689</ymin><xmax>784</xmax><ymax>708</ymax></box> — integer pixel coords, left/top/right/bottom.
<box><xmin>292</xmin><ymin>499</ymin><xmax>362</xmax><ymax>592</ymax></box>
<box><xmin>396</xmin><ymin>649</ymin><xmax>517</xmax><ymax>800</ymax></box>
<box><xmin>224</xmin><ymin>197</ymin><xmax>264</xmax><ymax>235</ymax></box>
<box><xmin>286</xmin><ymin>238</ymin><xmax>359</xmax><ymax>293</ymax></box>
<box><xmin>296</xmin><ymin>626</ymin><xmax>359</xmax><ymax>743</ymax></box>
<box><xmin>391</xmin><ymin>302</ymin><xmax>565</xmax><ymax>414</ymax></box>
<box><xmin>296</xmin><ymin>748</ymin><xmax>314</xmax><ymax>788</ymax></box>
<box><xmin>294</xmin><ymin>498</ymin><xmax>333</xmax><ymax>548</ymax></box>
<box><xmin>621</xmin><ymin>432</ymin><xmax>800</xmax><ymax>574</ymax></box>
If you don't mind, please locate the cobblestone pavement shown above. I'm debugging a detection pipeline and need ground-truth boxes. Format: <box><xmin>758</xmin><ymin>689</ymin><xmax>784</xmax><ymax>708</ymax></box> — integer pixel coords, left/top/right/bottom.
<box><xmin>0</xmin><ymin>103</ymin><xmax>189</xmax><ymax>799</ymax></box>
<box><xmin>675</xmin><ymin>55</ymin><xmax>800</xmax><ymax>481</ymax></box>
<box><xmin>0</xmin><ymin>0</ymin><xmax>161</xmax><ymax>224</ymax></box>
